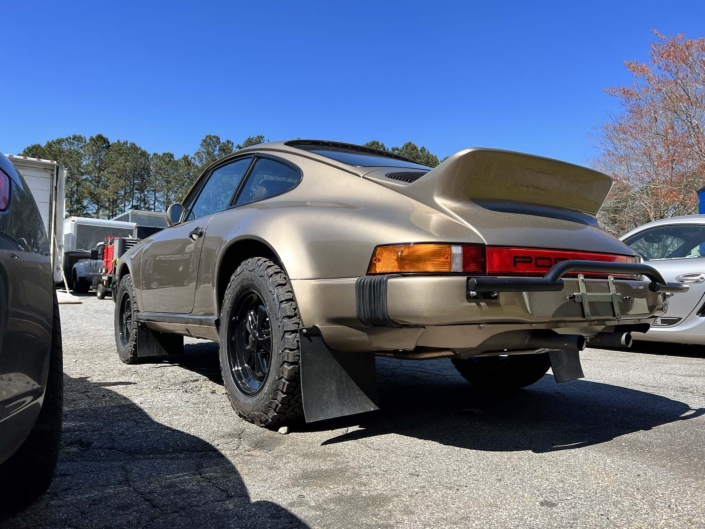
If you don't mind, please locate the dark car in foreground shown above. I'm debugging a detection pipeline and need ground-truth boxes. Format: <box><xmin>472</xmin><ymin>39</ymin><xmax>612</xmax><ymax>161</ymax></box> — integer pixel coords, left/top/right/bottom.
<box><xmin>113</xmin><ymin>140</ymin><xmax>687</xmax><ymax>428</ymax></box>
<box><xmin>0</xmin><ymin>152</ymin><xmax>63</xmax><ymax>511</ymax></box>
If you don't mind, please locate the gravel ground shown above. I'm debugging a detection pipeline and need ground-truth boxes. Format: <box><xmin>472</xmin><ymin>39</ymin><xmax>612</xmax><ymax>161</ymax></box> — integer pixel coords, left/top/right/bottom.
<box><xmin>2</xmin><ymin>294</ymin><xmax>705</xmax><ymax>528</ymax></box>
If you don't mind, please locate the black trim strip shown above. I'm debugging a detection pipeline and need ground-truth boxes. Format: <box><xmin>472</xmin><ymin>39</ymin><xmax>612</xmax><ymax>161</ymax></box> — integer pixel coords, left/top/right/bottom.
<box><xmin>135</xmin><ymin>312</ymin><xmax>218</xmax><ymax>327</ymax></box>
<box><xmin>355</xmin><ymin>275</ymin><xmax>400</xmax><ymax>327</ymax></box>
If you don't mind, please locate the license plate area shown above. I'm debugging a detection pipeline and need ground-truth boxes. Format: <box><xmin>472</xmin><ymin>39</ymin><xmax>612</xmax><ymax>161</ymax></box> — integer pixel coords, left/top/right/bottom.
<box><xmin>569</xmin><ymin>274</ymin><xmax>624</xmax><ymax>320</ymax></box>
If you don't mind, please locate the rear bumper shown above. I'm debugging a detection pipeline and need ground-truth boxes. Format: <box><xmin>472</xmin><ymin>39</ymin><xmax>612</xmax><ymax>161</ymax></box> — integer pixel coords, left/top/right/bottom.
<box><xmin>467</xmin><ymin>260</ymin><xmax>687</xmax><ymax>294</ymax></box>
<box><xmin>292</xmin><ymin>272</ymin><xmax>669</xmax><ymax>353</ymax></box>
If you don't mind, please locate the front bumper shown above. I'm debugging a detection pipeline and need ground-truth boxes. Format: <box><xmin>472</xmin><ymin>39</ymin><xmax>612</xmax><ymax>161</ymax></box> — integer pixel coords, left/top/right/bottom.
<box><xmin>292</xmin><ymin>261</ymin><xmax>680</xmax><ymax>353</ymax></box>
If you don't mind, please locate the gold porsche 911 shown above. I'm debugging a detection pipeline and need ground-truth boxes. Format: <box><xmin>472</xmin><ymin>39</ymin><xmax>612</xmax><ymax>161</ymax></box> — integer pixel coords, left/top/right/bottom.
<box><xmin>113</xmin><ymin>140</ymin><xmax>686</xmax><ymax>427</ymax></box>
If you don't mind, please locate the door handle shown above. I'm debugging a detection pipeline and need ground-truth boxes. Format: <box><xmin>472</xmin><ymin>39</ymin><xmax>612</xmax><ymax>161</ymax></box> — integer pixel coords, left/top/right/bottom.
<box><xmin>188</xmin><ymin>227</ymin><xmax>204</xmax><ymax>241</ymax></box>
<box><xmin>675</xmin><ymin>273</ymin><xmax>705</xmax><ymax>284</ymax></box>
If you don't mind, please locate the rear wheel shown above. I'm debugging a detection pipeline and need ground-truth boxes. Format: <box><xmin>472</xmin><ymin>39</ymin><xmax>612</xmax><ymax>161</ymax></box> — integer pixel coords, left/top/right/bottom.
<box><xmin>219</xmin><ymin>258</ymin><xmax>304</xmax><ymax>428</ymax></box>
<box><xmin>452</xmin><ymin>353</ymin><xmax>551</xmax><ymax>394</ymax></box>
<box><xmin>0</xmin><ymin>291</ymin><xmax>63</xmax><ymax>511</ymax></box>
<box><xmin>114</xmin><ymin>275</ymin><xmax>139</xmax><ymax>364</ymax></box>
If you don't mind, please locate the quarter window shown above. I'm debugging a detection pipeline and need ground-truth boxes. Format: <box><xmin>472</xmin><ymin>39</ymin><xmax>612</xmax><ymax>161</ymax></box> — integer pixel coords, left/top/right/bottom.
<box><xmin>234</xmin><ymin>158</ymin><xmax>301</xmax><ymax>207</ymax></box>
<box><xmin>624</xmin><ymin>224</ymin><xmax>705</xmax><ymax>260</ymax></box>
<box><xmin>189</xmin><ymin>158</ymin><xmax>252</xmax><ymax>220</ymax></box>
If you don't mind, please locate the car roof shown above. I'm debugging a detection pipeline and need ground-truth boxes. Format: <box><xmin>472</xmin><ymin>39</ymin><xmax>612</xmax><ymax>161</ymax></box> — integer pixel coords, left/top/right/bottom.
<box><xmin>235</xmin><ymin>139</ymin><xmax>427</xmax><ymax>173</ymax></box>
<box><xmin>621</xmin><ymin>215</ymin><xmax>705</xmax><ymax>240</ymax></box>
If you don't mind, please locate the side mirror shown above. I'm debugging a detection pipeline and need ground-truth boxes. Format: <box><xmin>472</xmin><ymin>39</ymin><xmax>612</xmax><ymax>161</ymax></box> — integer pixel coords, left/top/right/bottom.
<box><xmin>90</xmin><ymin>249</ymin><xmax>99</xmax><ymax>260</ymax></box>
<box><xmin>166</xmin><ymin>203</ymin><xmax>183</xmax><ymax>227</ymax></box>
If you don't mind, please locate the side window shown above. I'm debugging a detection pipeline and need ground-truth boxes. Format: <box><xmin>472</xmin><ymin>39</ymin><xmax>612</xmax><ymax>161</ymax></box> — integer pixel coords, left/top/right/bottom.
<box><xmin>234</xmin><ymin>158</ymin><xmax>301</xmax><ymax>207</ymax></box>
<box><xmin>624</xmin><ymin>225</ymin><xmax>705</xmax><ymax>260</ymax></box>
<box><xmin>188</xmin><ymin>158</ymin><xmax>252</xmax><ymax>220</ymax></box>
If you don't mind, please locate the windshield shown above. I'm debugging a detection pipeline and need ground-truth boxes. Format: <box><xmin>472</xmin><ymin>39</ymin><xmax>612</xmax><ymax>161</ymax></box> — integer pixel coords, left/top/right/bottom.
<box><xmin>624</xmin><ymin>224</ymin><xmax>705</xmax><ymax>261</ymax></box>
<box><xmin>293</xmin><ymin>145</ymin><xmax>429</xmax><ymax>169</ymax></box>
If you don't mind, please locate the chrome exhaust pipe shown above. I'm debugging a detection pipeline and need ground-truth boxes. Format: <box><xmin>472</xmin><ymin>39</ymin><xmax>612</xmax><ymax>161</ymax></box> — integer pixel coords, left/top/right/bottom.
<box><xmin>525</xmin><ymin>334</ymin><xmax>586</xmax><ymax>353</ymax></box>
<box><xmin>588</xmin><ymin>332</ymin><xmax>633</xmax><ymax>348</ymax></box>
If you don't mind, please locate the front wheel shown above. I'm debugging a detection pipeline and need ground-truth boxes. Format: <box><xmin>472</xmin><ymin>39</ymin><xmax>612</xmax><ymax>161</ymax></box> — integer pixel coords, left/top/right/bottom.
<box><xmin>96</xmin><ymin>283</ymin><xmax>106</xmax><ymax>300</ymax></box>
<box><xmin>71</xmin><ymin>272</ymin><xmax>89</xmax><ymax>293</ymax></box>
<box><xmin>452</xmin><ymin>353</ymin><xmax>551</xmax><ymax>394</ymax></box>
<box><xmin>219</xmin><ymin>258</ymin><xmax>304</xmax><ymax>428</ymax></box>
<box><xmin>114</xmin><ymin>275</ymin><xmax>139</xmax><ymax>364</ymax></box>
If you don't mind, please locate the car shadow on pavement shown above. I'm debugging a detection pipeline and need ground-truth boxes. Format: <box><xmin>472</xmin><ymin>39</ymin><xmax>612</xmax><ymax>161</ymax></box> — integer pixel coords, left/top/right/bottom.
<box><xmin>169</xmin><ymin>346</ymin><xmax>704</xmax><ymax>455</ymax></box>
<box><xmin>317</xmin><ymin>357</ymin><xmax>705</xmax><ymax>453</ymax></box>
<box><xmin>0</xmin><ymin>373</ymin><xmax>308</xmax><ymax>529</ymax></box>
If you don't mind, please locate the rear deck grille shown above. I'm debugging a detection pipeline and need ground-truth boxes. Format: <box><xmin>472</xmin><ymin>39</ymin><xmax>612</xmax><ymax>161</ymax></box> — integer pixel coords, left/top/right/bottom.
<box><xmin>385</xmin><ymin>171</ymin><xmax>427</xmax><ymax>183</ymax></box>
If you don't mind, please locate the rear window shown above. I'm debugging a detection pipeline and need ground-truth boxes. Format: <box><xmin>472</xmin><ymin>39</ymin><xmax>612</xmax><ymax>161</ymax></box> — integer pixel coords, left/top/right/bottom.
<box><xmin>624</xmin><ymin>224</ymin><xmax>705</xmax><ymax>261</ymax></box>
<box><xmin>291</xmin><ymin>144</ymin><xmax>429</xmax><ymax>169</ymax></box>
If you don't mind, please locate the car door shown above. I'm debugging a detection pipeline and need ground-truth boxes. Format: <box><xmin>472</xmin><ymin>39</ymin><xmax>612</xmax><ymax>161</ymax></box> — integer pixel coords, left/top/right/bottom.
<box><xmin>140</xmin><ymin>157</ymin><xmax>253</xmax><ymax>313</ymax></box>
<box><xmin>624</xmin><ymin>223</ymin><xmax>705</xmax><ymax>323</ymax></box>
<box><xmin>192</xmin><ymin>155</ymin><xmax>304</xmax><ymax>314</ymax></box>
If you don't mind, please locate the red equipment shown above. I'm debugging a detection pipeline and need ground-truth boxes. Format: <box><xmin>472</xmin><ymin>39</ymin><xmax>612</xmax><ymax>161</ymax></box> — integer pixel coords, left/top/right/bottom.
<box><xmin>96</xmin><ymin>236</ymin><xmax>140</xmax><ymax>300</ymax></box>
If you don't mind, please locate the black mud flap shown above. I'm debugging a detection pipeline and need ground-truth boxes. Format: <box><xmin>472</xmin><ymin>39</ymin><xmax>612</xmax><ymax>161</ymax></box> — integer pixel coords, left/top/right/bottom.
<box><xmin>137</xmin><ymin>323</ymin><xmax>184</xmax><ymax>358</ymax></box>
<box><xmin>299</xmin><ymin>327</ymin><xmax>380</xmax><ymax>423</ymax></box>
<box><xmin>549</xmin><ymin>350</ymin><xmax>585</xmax><ymax>383</ymax></box>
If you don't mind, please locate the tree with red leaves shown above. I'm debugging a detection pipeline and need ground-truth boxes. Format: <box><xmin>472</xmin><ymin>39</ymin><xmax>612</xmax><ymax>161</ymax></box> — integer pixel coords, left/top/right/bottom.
<box><xmin>594</xmin><ymin>31</ymin><xmax>705</xmax><ymax>236</ymax></box>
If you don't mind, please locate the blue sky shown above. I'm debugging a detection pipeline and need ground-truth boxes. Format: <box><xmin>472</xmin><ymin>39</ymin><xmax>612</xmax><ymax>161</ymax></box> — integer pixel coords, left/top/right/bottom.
<box><xmin>2</xmin><ymin>0</ymin><xmax>704</xmax><ymax>165</ymax></box>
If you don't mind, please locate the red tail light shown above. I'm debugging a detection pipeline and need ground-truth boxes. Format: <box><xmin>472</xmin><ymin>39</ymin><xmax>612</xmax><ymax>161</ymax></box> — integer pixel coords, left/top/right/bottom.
<box><xmin>368</xmin><ymin>244</ymin><xmax>637</xmax><ymax>278</ymax></box>
<box><xmin>486</xmin><ymin>247</ymin><xmax>638</xmax><ymax>277</ymax></box>
<box><xmin>0</xmin><ymin>170</ymin><xmax>9</xmax><ymax>211</ymax></box>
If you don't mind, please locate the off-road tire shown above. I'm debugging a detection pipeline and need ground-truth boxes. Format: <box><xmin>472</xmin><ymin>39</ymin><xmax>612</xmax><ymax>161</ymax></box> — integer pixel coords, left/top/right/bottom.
<box><xmin>452</xmin><ymin>353</ymin><xmax>551</xmax><ymax>394</ymax></box>
<box><xmin>0</xmin><ymin>291</ymin><xmax>63</xmax><ymax>512</ymax></box>
<box><xmin>96</xmin><ymin>283</ymin><xmax>106</xmax><ymax>300</ymax></box>
<box><xmin>114</xmin><ymin>274</ymin><xmax>139</xmax><ymax>364</ymax></box>
<box><xmin>71</xmin><ymin>271</ymin><xmax>89</xmax><ymax>293</ymax></box>
<box><xmin>219</xmin><ymin>258</ymin><xmax>304</xmax><ymax>428</ymax></box>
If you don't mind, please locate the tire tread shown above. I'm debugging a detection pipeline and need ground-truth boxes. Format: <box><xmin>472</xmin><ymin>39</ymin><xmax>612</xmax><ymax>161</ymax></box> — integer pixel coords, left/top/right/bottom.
<box><xmin>219</xmin><ymin>258</ymin><xmax>303</xmax><ymax>428</ymax></box>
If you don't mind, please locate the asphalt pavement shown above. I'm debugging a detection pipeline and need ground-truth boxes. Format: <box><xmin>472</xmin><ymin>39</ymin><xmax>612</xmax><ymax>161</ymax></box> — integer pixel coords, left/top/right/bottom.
<box><xmin>2</xmin><ymin>294</ymin><xmax>704</xmax><ymax>528</ymax></box>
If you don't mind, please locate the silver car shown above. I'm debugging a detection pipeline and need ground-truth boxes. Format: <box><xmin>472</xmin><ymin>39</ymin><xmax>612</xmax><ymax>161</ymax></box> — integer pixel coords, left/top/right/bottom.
<box><xmin>622</xmin><ymin>215</ymin><xmax>705</xmax><ymax>345</ymax></box>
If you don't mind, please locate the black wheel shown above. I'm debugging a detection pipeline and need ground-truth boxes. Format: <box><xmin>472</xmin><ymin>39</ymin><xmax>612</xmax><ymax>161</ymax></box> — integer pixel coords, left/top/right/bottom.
<box><xmin>219</xmin><ymin>257</ymin><xmax>303</xmax><ymax>428</ymax></box>
<box><xmin>96</xmin><ymin>284</ymin><xmax>106</xmax><ymax>300</ymax></box>
<box><xmin>451</xmin><ymin>353</ymin><xmax>551</xmax><ymax>394</ymax></box>
<box><xmin>114</xmin><ymin>275</ymin><xmax>139</xmax><ymax>364</ymax></box>
<box><xmin>71</xmin><ymin>271</ymin><xmax>89</xmax><ymax>293</ymax></box>
<box><xmin>0</xmin><ymin>290</ymin><xmax>63</xmax><ymax>512</ymax></box>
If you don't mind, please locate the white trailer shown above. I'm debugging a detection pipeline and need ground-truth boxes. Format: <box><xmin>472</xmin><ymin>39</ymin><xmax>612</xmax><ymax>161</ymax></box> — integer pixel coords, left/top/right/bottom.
<box><xmin>7</xmin><ymin>155</ymin><xmax>66</xmax><ymax>284</ymax></box>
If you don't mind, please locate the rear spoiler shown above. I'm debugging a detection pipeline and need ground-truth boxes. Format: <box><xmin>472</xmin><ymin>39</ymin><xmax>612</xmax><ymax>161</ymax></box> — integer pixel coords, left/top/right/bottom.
<box><xmin>406</xmin><ymin>149</ymin><xmax>613</xmax><ymax>217</ymax></box>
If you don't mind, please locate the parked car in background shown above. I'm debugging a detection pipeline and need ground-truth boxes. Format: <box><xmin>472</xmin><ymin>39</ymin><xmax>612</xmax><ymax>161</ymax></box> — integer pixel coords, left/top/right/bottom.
<box><xmin>0</xmin><ymin>152</ymin><xmax>63</xmax><ymax>510</ymax></box>
<box><xmin>70</xmin><ymin>242</ymin><xmax>104</xmax><ymax>293</ymax></box>
<box><xmin>112</xmin><ymin>140</ymin><xmax>686</xmax><ymax>428</ymax></box>
<box><xmin>622</xmin><ymin>216</ymin><xmax>705</xmax><ymax>345</ymax></box>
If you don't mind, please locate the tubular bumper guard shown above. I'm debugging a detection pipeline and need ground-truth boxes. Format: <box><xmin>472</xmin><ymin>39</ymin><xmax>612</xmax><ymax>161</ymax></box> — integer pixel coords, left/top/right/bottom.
<box><xmin>467</xmin><ymin>260</ymin><xmax>689</xmax><ymax>294</ymax></box>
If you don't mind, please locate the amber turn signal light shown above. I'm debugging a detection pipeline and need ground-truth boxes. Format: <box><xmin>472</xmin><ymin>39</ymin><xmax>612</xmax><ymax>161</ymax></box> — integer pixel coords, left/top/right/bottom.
<box><xmin>367</xmin><ymin>244</ymin><xmax>485</xmax><ymax>274</ymax></box>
